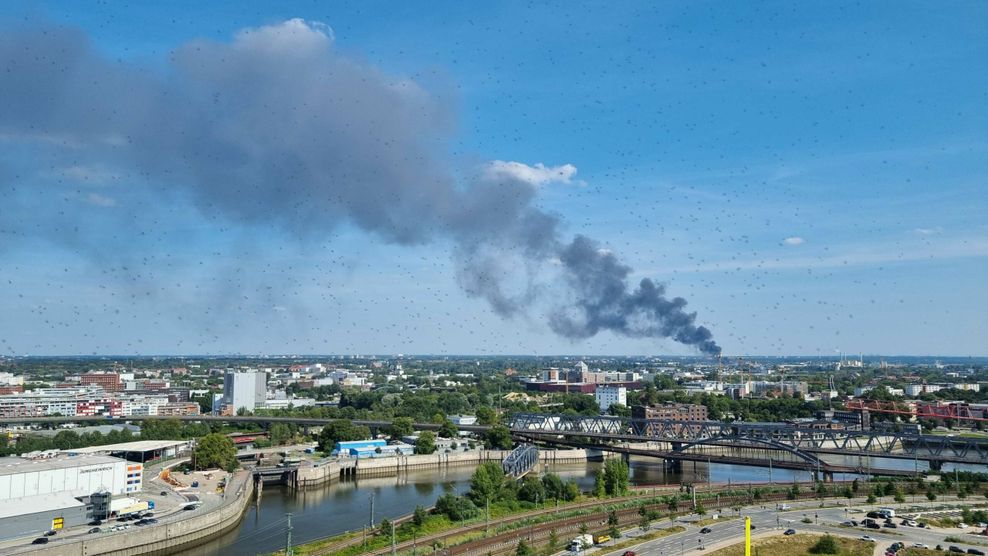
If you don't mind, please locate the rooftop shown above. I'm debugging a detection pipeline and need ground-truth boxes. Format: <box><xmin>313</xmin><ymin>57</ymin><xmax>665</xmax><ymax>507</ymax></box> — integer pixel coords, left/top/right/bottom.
<box><xmin>67</xmin><ymin>439</ymin><xmax>189</xmax><ymax>454</ymax></box>
<box><xmin>0</xmin><ymin>454</ymin><xmax>124</xmax><ymax>477</ymax></box>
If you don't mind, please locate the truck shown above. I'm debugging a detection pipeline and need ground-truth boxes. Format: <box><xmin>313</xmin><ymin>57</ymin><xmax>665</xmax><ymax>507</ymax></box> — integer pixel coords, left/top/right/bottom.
<box><xmin>878</xmin><ymin>508</ymin><xmax>896</xmax><ymax>518</ymax></box>
<box><xmin>567</xmin><ymin>534</ymin><xmax>594</xmax><ymax>552</ymax></box>
<box><xmin>594</xmin><ymin>534</ymin><xmax>612</xmax><ymax>545</ymax></box>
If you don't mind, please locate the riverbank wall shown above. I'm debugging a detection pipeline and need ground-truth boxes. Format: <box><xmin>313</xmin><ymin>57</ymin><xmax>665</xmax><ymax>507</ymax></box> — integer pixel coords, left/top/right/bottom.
<box><xmin>295</xmin><ymin>448</ymin><xmax>606</xmax><ymax>488</ymax></box>
<box><xmin>29</xmin><ymin>471</ymin><xmax>255</xmax><ymax>556</ymax></box>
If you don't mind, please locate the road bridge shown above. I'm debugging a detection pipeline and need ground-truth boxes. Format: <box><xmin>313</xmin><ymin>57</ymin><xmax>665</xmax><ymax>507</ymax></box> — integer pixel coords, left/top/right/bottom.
<box><xmin>505</xmin><ymin>413</ymin><xmax>988</xmax><ymax>471</ymax></box>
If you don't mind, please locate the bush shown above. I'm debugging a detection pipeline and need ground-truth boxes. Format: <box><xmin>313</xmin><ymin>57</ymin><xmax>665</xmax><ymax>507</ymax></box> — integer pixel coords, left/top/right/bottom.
<box><xmin>808</xmin><ymin>534</ymin><xmax>840</xmax><ymax>554</ymax></box>
<box><xmin>434</xmin><ymin>493</ymin><xmax>478</xmax><ymax>521</ymax></box>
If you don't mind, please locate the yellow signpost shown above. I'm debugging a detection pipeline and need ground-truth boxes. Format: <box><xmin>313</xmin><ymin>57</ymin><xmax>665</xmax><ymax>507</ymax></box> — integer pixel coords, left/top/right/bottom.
<box><xmin>744</xmin><ymin>516</ymin><xmax>751</xmax><ymax>556</ymax></box>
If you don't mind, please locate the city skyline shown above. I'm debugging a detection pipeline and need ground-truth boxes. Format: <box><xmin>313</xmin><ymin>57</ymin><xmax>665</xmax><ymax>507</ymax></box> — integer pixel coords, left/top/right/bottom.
<box><xmin>1</xmin><ymin>2</ymin><xmax>986</xmax><ymax>356</ymax></box>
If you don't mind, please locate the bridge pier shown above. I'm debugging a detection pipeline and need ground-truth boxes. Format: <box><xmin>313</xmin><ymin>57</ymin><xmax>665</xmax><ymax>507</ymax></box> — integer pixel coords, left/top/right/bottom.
<box><xmin>929</xmin><ymin>460</ymin><xmax>943</xmax><ymax>472</ymax></box>
<box><xmin>664</xmin><ymin>459</ymin><xmax>682</xmax><ymax>473</ymax></box>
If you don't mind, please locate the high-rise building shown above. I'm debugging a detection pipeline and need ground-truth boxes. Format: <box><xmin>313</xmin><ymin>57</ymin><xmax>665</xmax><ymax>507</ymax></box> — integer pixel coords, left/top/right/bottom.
<box><xmin>221</xmin><ymin>370</ymin><xmax>267</xmax><ymax>413</ymax></box>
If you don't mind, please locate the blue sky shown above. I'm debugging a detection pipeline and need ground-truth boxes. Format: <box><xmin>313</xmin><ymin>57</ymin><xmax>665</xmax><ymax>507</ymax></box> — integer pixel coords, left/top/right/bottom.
<box><xmin>0</xmin><ymin>1</ymin><xmax>985</xmax><ymax>356</ymax></box>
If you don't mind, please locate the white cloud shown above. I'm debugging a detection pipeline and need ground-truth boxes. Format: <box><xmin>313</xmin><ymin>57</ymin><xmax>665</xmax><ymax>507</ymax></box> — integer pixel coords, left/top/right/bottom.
<box><xmin>484</xmin><ymin>160</ymin><xmax>580</xmax><ymax>186</ymax></box>
<box><xmin>85</xmin><ymin>193</ymin><xmax>117</xmax><ymax>207</ymax></box>
<box><xmin>913</xmin><ymin>227</ymin><xmax>943</xmax><ymax>236</ymax></box>
<box><xmin>782</xmin><ymin>236</ymin><xmax>805</xmax><ymax>246</ymax></box>
<box><xmin>233</xmin><ymin>18</ymin><xmax>334</xmax><ymax>56</ymax></box>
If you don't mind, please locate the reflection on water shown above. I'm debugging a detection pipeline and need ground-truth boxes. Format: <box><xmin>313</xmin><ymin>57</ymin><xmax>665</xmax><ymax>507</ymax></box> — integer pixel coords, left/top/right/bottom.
<box><xmin>181</xmin><ymin>454</ymin><xmax>961</xmax><ymax>556</ymax></box>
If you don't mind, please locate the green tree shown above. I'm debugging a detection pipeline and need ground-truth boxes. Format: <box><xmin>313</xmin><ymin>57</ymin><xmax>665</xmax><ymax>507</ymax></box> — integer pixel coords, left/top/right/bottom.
<box><xmin>469</xmin><ymin>462</ymin><xmax>506</xmax><ymax>505</ymax></box>
<box><xmin>437</xmin><ymin>419</ymin><xmax>459</xmax><ymax>439</ymax></box>
<box><xmin>666</xmin><ymin>496</ymin><xmax>679</xmax><ymax>513</ymax></box>
<box><xmin>476</xmin><ymin>406</ymin><xmax>498</xmax><ymax>425</ymax></box>
<box><xmin>414</xmin><ymin>431</ymin><xmax>437</xmax><ymax>455</ymax></box>
<box><xmin>548</xmin><ymin>529</ymin><xmax>559</xmax><ymax>551</ymax></box>
<box><xmin>389</xmin><ymin>417</ymin><xmax>415</xmax><ymax>440</ymax></box>
<box><xmin>594</xmin><ymin>470</ymin><xmax>607</xmax><ymax>498</ymax></box>
<box><xmin>851</xmin><ymin>478</ymin><xmax>860</xmax><ymax>493</ymax></box>
<box><xmin>808</xmin><ymin>534</ymin><xmax>840</xmax><ymax>554</ymax></box>
<box><xmin>317</xmin><ymin>419</ymin><xmax>371</xmax><ymax>452</ymax></box>
<box><xmin>434</xmin><ymin>493</ymin><xmax>478</xmax><ymax>521</ymax></box>
<box><xmin>926</xmin><ymin>490</ymin><xmax>937</xmax><ymax>501</ymax></box>
<box><xmin>515</xmin><ymin>539</ymin><xmax>534</xmax><ymax>556</ymax></box>
<box><xmin>866</xmin><ymin>494</ymin><xmax>877</xmax><ymax>504</ymax></box>
<box><xmin>412</xmin><ymin>505</ymin><xmax>427</xmax><ymax>528</ymax></box>
<box><xmin>193</xmin><ymin>433</ymin><xmax>238</xmax><ymax>472</ymax></box>
<box><xmin>788</xmin><ymin>484</ymin><xmax>800</xmax><ymax>500</ymax></box>
<box><xmin>602</xmin><ymin>458</ymin><xmax>629</xmax><ymax>496</ymax></box>
<box><xmin>269</xmin><ymin>423</ymin><xmax>291</xmax><ymax>446</ymax></box>
<box><xmin>484</xmin><ymin>425</ymin><xmax>513</xmax><ymax>450</ymax></box>
<box><xmin>518</xmin><ymin>475</ymin><xmax>546</xmax><ymax>504</ymax></box>
<box><xmin>379</xmin><ymin>517</ymin><xmax>392</xmax><ymax>536</ymax></box>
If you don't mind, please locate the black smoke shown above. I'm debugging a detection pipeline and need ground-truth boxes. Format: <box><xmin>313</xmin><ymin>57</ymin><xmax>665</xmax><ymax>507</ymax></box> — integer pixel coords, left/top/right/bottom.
<box><xmin>0</xmin><ymin>19</ymin><xmax>719</xmax><ymax>354</ymax></box>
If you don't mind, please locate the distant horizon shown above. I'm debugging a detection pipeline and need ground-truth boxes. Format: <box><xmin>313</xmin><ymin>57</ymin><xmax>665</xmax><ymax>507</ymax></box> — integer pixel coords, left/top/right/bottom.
<box><xmin>5</xmin><ymin>353</ymin><xmax>987</xmax><ymax>361</ymax></box>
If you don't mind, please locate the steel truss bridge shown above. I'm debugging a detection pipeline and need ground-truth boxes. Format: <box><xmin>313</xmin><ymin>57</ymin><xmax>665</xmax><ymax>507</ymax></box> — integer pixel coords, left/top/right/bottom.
<box><xmin>502</xmin><ymin>444</ymin><xmax>539</xmax><ymax>478</ymax></box>
<box><xmin>505</xmin><ymin>413</ymin><xmax>988</xmax><ymax>473</ymax></box>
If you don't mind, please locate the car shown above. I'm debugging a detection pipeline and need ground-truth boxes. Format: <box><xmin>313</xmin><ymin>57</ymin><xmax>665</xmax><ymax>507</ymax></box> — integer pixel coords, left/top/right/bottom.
<box><xmin>959</xmin><ymin>523</ymin><xmax>970</xmax><ymax>529</ymax></box>
<box><xmin>44</xmin><ymin>530</ymin><xmax>57</xmax><ymax>536</ymax></box>
<box><xmin>184</xmin><ymin>505</ymin><xmax>197</xmax><ymax>511</ymax></box>
<box><xmin>147</xmin><ymin>518</ymin><xmax>158</xmax><ymax>524</ymax></box>
<box><xmin>117</xmin><ymin>517</ymin><xmax>128</xmax><ymax>522</ymax></box>
<box><xmin>883</xmin><ymin>523</ymin><xmax>898</xmax><ymax>528</ymax></box>
<box><xmin>191</xmin><ymin>481</ymin><xmax>200</xmax><ymax>488</ymax></box>
<box><xmin>968</xmin><ymin>550</ymin><xmax>986</xmax><ymax>556</ymax></box>
<box><xmin>32</xmin><ymin>538</ymin><xmax>49</xmax><ymax>545</ymax></box>
<box><xmin>868</xmin><ymin>511</ymin><xmax>882</xmax><ymax>519</ymax></box>
<box><xmin>88</xmin><ymin>520</ymin><xmax>102</xmax><ymax>526</ymax></box>
<box><xmin>840</xmin><ymin>521</ymin><xmax>853</xmax><ymax>526</ymax></box>
<box><xmin>784</xmin><ymin>529</ymin><xmax>796</xmax><ymax>536</ymax></box>
<box><xmin>622</xmin><ymin>552</ymin><xmax>636</xmax><ymax>556</ymax></box>
<box><xmin>88</xmin><ymin>527</ymin><xmax>101</xmax><ymax>534</ymax></box>
<box><xmin>913</xmin><ymin>544</ymin><xmax>930</xmax><ymax>549</ymax></box>
<box><xmin>979</xmin><ymin>523</ymin><xmax>988</xmax><ymax>528</ymax></box>
<box><xmin>850</xmin><ymin>520</ymin><xmax>859</xmax><ymax>526</ymax></box>
<box><xmin>160</xmin><ymin>491</ymin><xmax>168</xmax><ymax>496</ymax></box>
<box><xmin>779</xmin><ymin>504</ymin><xmax>791</xmax><ymax>510</ymax></box>
<box><xmin>135</xmin><ymin>519</ymin><xmax>148</xmax><ymax>526</ymax></box>
<box><xmin>700</xmin><ymin>527</ymin><xmax>712</xmax><ymax>534</ymax></box>
<box><xmin>749</xmin><ymin>524</ymin><xmax>757</xmax><ymax>530</ymax></box>
<box><xmin>949</xmin><ymin>547</ymin><xmax>964</xmax><ymax>554</ymax></box>
<box><xmin>918</xmin><ymin>522</ymin><xmax>928</xmax><ymax>528</ymax></box>
<box><xmin>867</xmin><ymin>523</ymin><xmax>881</xmax><ymax>529</ymax></box>
<box><xmin>861</xmin><ymin>535</ymin><xmax>876</xmax><ymax>542</ymax></box>
<box><xmin>143</xmin><ymin>512</ymin><xmax>154</xmax><ymax>518</ymax></box>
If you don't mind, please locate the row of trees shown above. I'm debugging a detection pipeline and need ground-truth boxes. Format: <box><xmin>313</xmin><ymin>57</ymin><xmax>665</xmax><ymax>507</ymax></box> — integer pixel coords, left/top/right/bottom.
<box><xmin>433</xmin><ymin>462</ymin><xmax>581</xmax><ymax>522</ymax></box>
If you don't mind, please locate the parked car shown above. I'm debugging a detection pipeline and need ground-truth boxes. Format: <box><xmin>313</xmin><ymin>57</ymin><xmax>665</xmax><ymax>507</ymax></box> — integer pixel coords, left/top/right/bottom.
<box><xmin>32</xmin><ymin>538</ymin><xmax>49</xmax><ymax>545</ymax></box>
<box><xmin>867</xmin><ymin>523</ymin><xmax>881</xmax><ymax>529</ymax></box>
<box><xmin>147</xmin><ymin>518</ymin><xmax>159</xmax><ymax>524</ymax></box>
<box><xmin>88</xmin><ymin>527</ymin><xmax>101</xmax><ymax>534</ymax></box>
<box><xmin>700</xmin><ymin>527</ymin><xmax>712</xmax><ymax>534</ymax></box>
<box><xmin>860</xmin><ymin>535</ymin><xmax>876</xmax><ymax>542</ymax></box>
<box><xmin>784</xmin><ymin>529</ymin><xmax>796</xmax><ymax>536</ymax></box>
<box><xmin>622</xmin><ymin>552</ymin><xmax>636</xmax><ymax>556</ymax></box>
<box><xmin>949</xmin><ymin>547</ymin><xmax>965</xmax><ymax>553</ymax></box>
<box><xmin>883</xmin><ymin>522</ymin><xmax>898</xmax><ymax>528</ymax></box>
<box><xmin>967</xmin><ymin>549</ymin><xmax>985</xmax><ymax>555</ymax></box>
<box><xmin>913</xmin><ymin>543</ymin><xmax>930</xmax><ymax>549</ymax></box>
<box><xmin>191</xmin><ymin>481</ymin><xmax>200</xmax><ymax>488</ymax></box>
<box><xmin>44</xmin><ymin>530</ymin><xmax>57</xmax><ymax>536</ymax></box>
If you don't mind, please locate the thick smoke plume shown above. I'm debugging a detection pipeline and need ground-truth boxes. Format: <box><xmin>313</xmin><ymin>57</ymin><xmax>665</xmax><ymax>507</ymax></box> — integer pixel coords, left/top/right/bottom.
<box><xmin>0</xmin><ymin>19</ymin><xmax>719</xmax><ymax>354</ymax></box>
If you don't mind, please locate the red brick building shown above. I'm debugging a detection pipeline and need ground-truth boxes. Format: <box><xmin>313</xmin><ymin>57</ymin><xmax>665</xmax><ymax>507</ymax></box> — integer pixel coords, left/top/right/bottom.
<box><xmin>81</xmin><ymin>372</ymin><xmax>122</xmax><ymax>392</ymax></box>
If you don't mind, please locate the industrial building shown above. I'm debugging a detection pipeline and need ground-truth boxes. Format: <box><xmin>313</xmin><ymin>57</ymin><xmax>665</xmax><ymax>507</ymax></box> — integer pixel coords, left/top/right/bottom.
<box><xmin>0</xmin><ymin>454</ymin><xmax>140</xmax><ymax>538</ymax></box>
<box><xmin>595</xmin><ymin>385</ymin><xmax>627</xmax><ymax>412</ymax></box>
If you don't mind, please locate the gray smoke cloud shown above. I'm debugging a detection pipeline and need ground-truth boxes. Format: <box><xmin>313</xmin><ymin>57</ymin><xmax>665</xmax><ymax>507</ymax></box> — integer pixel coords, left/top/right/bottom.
<box><xmin>0</xmin><ymin>19</ymin><xmax>720</xmax><ymax>355</ymax></box>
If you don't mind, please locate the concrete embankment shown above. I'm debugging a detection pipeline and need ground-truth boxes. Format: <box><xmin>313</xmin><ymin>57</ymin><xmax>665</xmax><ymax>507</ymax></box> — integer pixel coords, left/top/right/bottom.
<box><xmin>30</xmin><ymin>472</ymin><xmax>255</xmax><ymax>556</ymax></box>
<box><xmin>295</xmin><ymin>448</ymin><xmax>606</xmax><ymax>488</ymax></box>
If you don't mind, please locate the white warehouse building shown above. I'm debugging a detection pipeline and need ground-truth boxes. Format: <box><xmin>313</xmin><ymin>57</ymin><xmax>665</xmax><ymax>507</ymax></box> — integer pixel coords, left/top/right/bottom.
<box><xmin>0</xmin><ymin>454</ymin><xmax>140</xmax><ymax>538</ymax></box>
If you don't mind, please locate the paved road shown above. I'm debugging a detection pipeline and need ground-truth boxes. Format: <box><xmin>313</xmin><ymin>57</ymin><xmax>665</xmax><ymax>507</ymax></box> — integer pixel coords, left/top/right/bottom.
<box><xmin>593</xmin><ymin>499</ymin><xmax>988</xmax><ymax>556</ymax></box>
